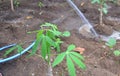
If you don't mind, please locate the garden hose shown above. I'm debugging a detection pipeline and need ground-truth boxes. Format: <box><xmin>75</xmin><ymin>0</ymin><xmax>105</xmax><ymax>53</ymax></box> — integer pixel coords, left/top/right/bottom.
<box><xmin>0</xmin><ymin>44</ymin><xmax>16</xmax><ymax>51</ymax></box>
<box><xmin>0</xmin><ymin>41</ymin><xmax>35</xmax><ymax>63</ymax></box>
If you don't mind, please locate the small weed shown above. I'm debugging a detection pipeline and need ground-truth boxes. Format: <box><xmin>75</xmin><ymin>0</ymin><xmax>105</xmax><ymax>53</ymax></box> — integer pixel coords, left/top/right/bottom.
<box><xmin>13</xmin><ymin>0</ymin><xmax>20</xmax><ymax>7</ymax></box>
<box><xmin>38</xmin><ymin>1</ymin><xmax>44</xmax><ymax>8</ymax></box>
<box><xmin>105</xmin><ymin>38</ymin><xmax>116</xmax><ymax>49</ymax></box>
<box><xmin>4</xmin><ymin>44</ymin><xmax>23</xmax><ymax>56</ymax></box>
<box><xmin>105</xmin><ymin>38</ymin><xmax>120</xmax><ymax>56</ymax></box>
<box><xmin>113</xmin><ymin>50</ymin><xmax>120</xmax><ymax>56</ymax></box>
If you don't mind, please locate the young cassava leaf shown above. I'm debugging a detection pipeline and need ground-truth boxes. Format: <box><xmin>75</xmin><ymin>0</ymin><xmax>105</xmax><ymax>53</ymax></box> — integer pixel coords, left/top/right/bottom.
<box><xmin>50</xmin><ymin>30</ymin><xmax>62</xmax><ymax>36</ymax></box>
<box><xmin>41</xmin><ymin>37</ymin><xmax>47</xmax><ymax>59</ymax></box>
<box><xmin>67</xmin><ymin>44</ymin><xmax>76</xmax><ymax>52</ymax></box>
<box><xmin>55</xmin><ymin>38</ymin><xmax>63</xmax><ymax>52</ymax></box>
<box><xmin>17</xmin><ymin>45</ymin><xmax>23</xmax><ymax>53</ymax></box>
<box><xmin>70</xmin><ymin>52</ymin><xmax>84</xmax><ymax>60</ymax></box>
<box><xmin>45</xmin><ymin>36</ymin><xmax>56</xmax><ymax>47</ymax></box>
<box><xmin>67</xmin><ymin>55</ymin><xmax>76</xmax><ymax>76</ymax></box>
<box><xmin>30</xmin><ymin>34</ymin><xmax>43</xmax><ymax>56</ymax></box>
<box><xmin>70</xmin><ymin>54</ymin><xmax>86</xmax><ymax>69</ymax></box>
<box><xmin>105</xmin><ymin>38</ymin><xmax>116</xmax><ymax>48</ymax></box>
<box><xmin>113</xmin><ymin>50</ymin><xmax>120</xmax><ymax>56</ymax></box>
<box><xmin>62</xmin><ymin>31</ymin><xmax>70</xmax><ymax>37</ymax></box>
<box><xmin>4</xmin><ymin>46</ymin><xmax>17</xmax><ymax>56</ymax></box>
<box><xmin>52</xmin><ymin>52</ymin><xmax>66</xmax><ymax>67</ymax></box>
<box><xmin>41</xmin><ymin>22</ymin><xmax>57</xmax><ymax>30</ymax></box>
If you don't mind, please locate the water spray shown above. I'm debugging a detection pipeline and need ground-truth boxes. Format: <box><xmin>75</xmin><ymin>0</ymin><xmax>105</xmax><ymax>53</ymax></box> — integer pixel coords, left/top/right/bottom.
<box><xmin>66</xmin><ymin>0</ymin><xmax>98</xmax><ymax>37</ymax></box>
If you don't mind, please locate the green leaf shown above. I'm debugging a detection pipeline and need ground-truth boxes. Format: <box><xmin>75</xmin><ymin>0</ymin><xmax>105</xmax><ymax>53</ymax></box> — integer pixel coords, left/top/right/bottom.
<box><xmin>30</xmin><ymin>35</ymin><xmax>43</xmax><ymax>56</ymax></box>
<box><xmin>114</xmin><ymin>50</ymin><xmax>120</xmax><ymax>56</ymax></box>
<box><xmin>102</xmin><ymin>8</ymin><xmax>108</xmax><ymax>14</ymax></box>
<box><xmin>41</xmin><ymin>36</ymin><xmax>47</xmax><ymax>59</ymax></box>
<box><xmin>46</xmin><ymin>36</ymin><xmax>56</xmax><ymax>47</ymax></box>
<box><xmin>67</xmin><ymin>55</ymin><xmax>76</xmax><ymax>76</ymax></box>
<box><xmin>70</xmin><ymin>52</ymin><xmax>84</xmax><ymax>60</ymax></box>
<box><xmin>4</xmin><ymin>46</ymin><xmax>17</xmax><ymax>56</ymax></box>
<box><xmin>56</xmin><ymin>44</ymin><xmax>61</xmax><ymax>52</ymax></box>
<box><xmin>70</xmin><ymin>54</ymin><xmax>86</xmax><ymax>69</ymax></box>
<box><xmin>53</xmin><ymin>30</ymin><xmax>62</xmax><ymax>36</ymax></box>
<box><xmin>17</xmin><ymin>45</ymin><xmax>23</xmax><ymax>53</ymax></box>
<box><xmin>37</xmin><ymin>30</ymin><xmax>44</xmax><ymax>38</ymax></box>
<box><xmin>41</xmin><ymin>22</ymin><xmax>57</xmax><ymax>30</ymax></box>
<box><xmin>30</xmin><ymin>30</ymin><xmax>43</xmax><ymax>56</ymax></box>
<box><xmin>105</xmin><ymin>38</ymin><xmax>116</xmax><ymax>48</ymax></box>
<box><xmin>46</xmin><ymin>30</ymin><xmax>55</xmax><ymax>39</ymax></box>
<box><xmin>55</xmin><ymin>38</ymin><xmax>63</xmax><ymax>52</ymax></box>
<box><xmin>52</xmin><ymin>52</ymin><xmax>66</xmax><ymax>67</ymax></box>
<box><xmin>91</xmin><ymin>0</ymin><xmax>100</xmax><ymax>3</ymax></box>
<box><xmin>62</xmin><ymin>31</ymin><xmax>71</xmax><ymax>37</ymax></box>
<box><xmin>67</xmin><ymin>44</ymin><xmax>76</xmax><ymax>52</ymax></box>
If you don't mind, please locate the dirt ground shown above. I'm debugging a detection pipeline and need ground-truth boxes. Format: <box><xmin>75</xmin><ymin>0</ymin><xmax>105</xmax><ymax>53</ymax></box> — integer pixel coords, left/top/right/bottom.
<box><xmin>0</xmin><ymin>0</ymin><xmax>120</xmax><ymax>76</ymax></box>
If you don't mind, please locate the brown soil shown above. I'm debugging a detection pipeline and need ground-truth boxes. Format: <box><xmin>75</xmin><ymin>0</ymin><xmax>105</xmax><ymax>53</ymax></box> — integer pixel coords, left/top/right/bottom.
<box><xmin>0</xmin><ymin>0</ymin><xmax>120</xmax><ymax>76</ymax></box>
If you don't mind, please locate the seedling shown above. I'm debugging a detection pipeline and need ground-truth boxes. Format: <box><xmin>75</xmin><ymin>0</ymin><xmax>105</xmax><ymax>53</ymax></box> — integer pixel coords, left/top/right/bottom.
<box><xmin>105</xmin><ymin>38</ymin><xmax>120</xmax><ymax>56</ymax></box>
<box><xmin>113</xmin><ymin>50</ymin><xmax>120</xmax><ymax>56</ymax></box>
<box><xmin>31</xmin><ymin>23</ymin><xmax>85</xmax><ymax>76</ymax></box>
<box><xmin>29</xmin><ymin>22</ymin><xmax>72</xmax><ymax>75</ymax></box>
<box><xmin>13</xmin><ymin>0</ymin><xmax>20</xmax><ymax>7</ymax></box>
<box><xmin>52</xmin><ymin>44</ymin><xmax>86</xmax><ymax>76</ymax></box>
<box><xmin>105</xmin><ymin>38</ymin><xmax>116</xmax><ymax>49</ymax></box>
<box><xmin>4</xmin><ymin>44</ymin><xmax>23</xmax><ymax>56</ymax></box>
<box><xmin>30</xmin><ymin>22</ymin><xmax>70</xmax><ymax>61</ymax></box>
<box><xmin>38</xmin><ymin>1</ymin><xmax>44</xmax><ymax>8</ymax></box>
<box><xmin>91</xmin><ymin>0</ymin><xmax>117</xmax><ymax>26</ymax></box>
<box><xmin>91</xmin><ymin>0</ymin><xmax>108</xmax><ymax>26</ymax></box>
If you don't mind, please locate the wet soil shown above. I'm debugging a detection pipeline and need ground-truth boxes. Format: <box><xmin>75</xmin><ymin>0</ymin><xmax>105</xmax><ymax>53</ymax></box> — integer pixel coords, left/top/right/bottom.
<box><xmin>0</xmin><ymin>0</ymin><xmax>120</xmax><ymax>76</ymax></box>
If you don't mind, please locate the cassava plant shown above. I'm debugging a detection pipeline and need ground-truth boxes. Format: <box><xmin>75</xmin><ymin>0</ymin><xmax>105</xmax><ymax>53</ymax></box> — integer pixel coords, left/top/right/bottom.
<box><xmin>91</xmin><ymin>0</ymin><xmax>108</xmax><ymax>26</ymax></box>
<box><xmin>91</xmin><ymin>0</ymin><xmax>117</xmax><ymax>26</ymax></box>
<box><xmin>4</xmin><ymin>22</ymin><xmax>86</xmax><ymax>76</ymax></box>
<box><xmin>30</xmin><ymin>22</ymin><xmax>70</xmax><ymax>76</ymax></box>
<box><xmin>30</xmin><ymin>22</ymin><xmax>86</xmax><ymax>76</ymax></box>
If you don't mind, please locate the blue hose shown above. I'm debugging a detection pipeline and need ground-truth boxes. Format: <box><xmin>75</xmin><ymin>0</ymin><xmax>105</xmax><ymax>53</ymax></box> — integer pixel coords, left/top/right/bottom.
<box><xmin>0</xmin><ymin>44</ymin><xmax>16</xmax><ymax>51</ymax></box>
<box><xmin>0</xmin><ymin>42</ymin><xmax>35</xmax><ymax>63</ymax></box>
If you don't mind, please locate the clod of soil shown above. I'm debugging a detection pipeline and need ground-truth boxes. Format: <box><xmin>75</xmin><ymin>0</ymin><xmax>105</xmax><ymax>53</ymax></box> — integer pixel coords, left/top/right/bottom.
<box><xmin>95</xmin><ymin>24</ymin><xmax>113</xmax><ymax>36</ymax></box>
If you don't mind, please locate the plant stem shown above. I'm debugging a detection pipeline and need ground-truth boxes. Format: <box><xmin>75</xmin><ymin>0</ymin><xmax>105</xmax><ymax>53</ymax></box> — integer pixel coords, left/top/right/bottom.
<box><xmin>47</xmin><ymin>61</ymin><xmax>53</xmax><ymax>76</ymax></box>
<box><xmin>100</xmin><ymin>4</ymin><xmax>103</xmax><ymax>26</ymax></box>
<box><xmin>11</xmin><ymin>0</ymin><xmax>15</xmax><ymax>12</ymax></box>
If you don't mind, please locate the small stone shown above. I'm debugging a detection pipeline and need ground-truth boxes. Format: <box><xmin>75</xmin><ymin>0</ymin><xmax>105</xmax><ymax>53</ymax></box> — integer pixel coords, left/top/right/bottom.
<box><xmin>32</xmin><ymin>73</ymin><xmax>35</xmax><ymax>76</ymax></box>
<box><xmin>102</xmin><ymin>45</ymin><xmax>106</xmax><ymax>48</ymax></box>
